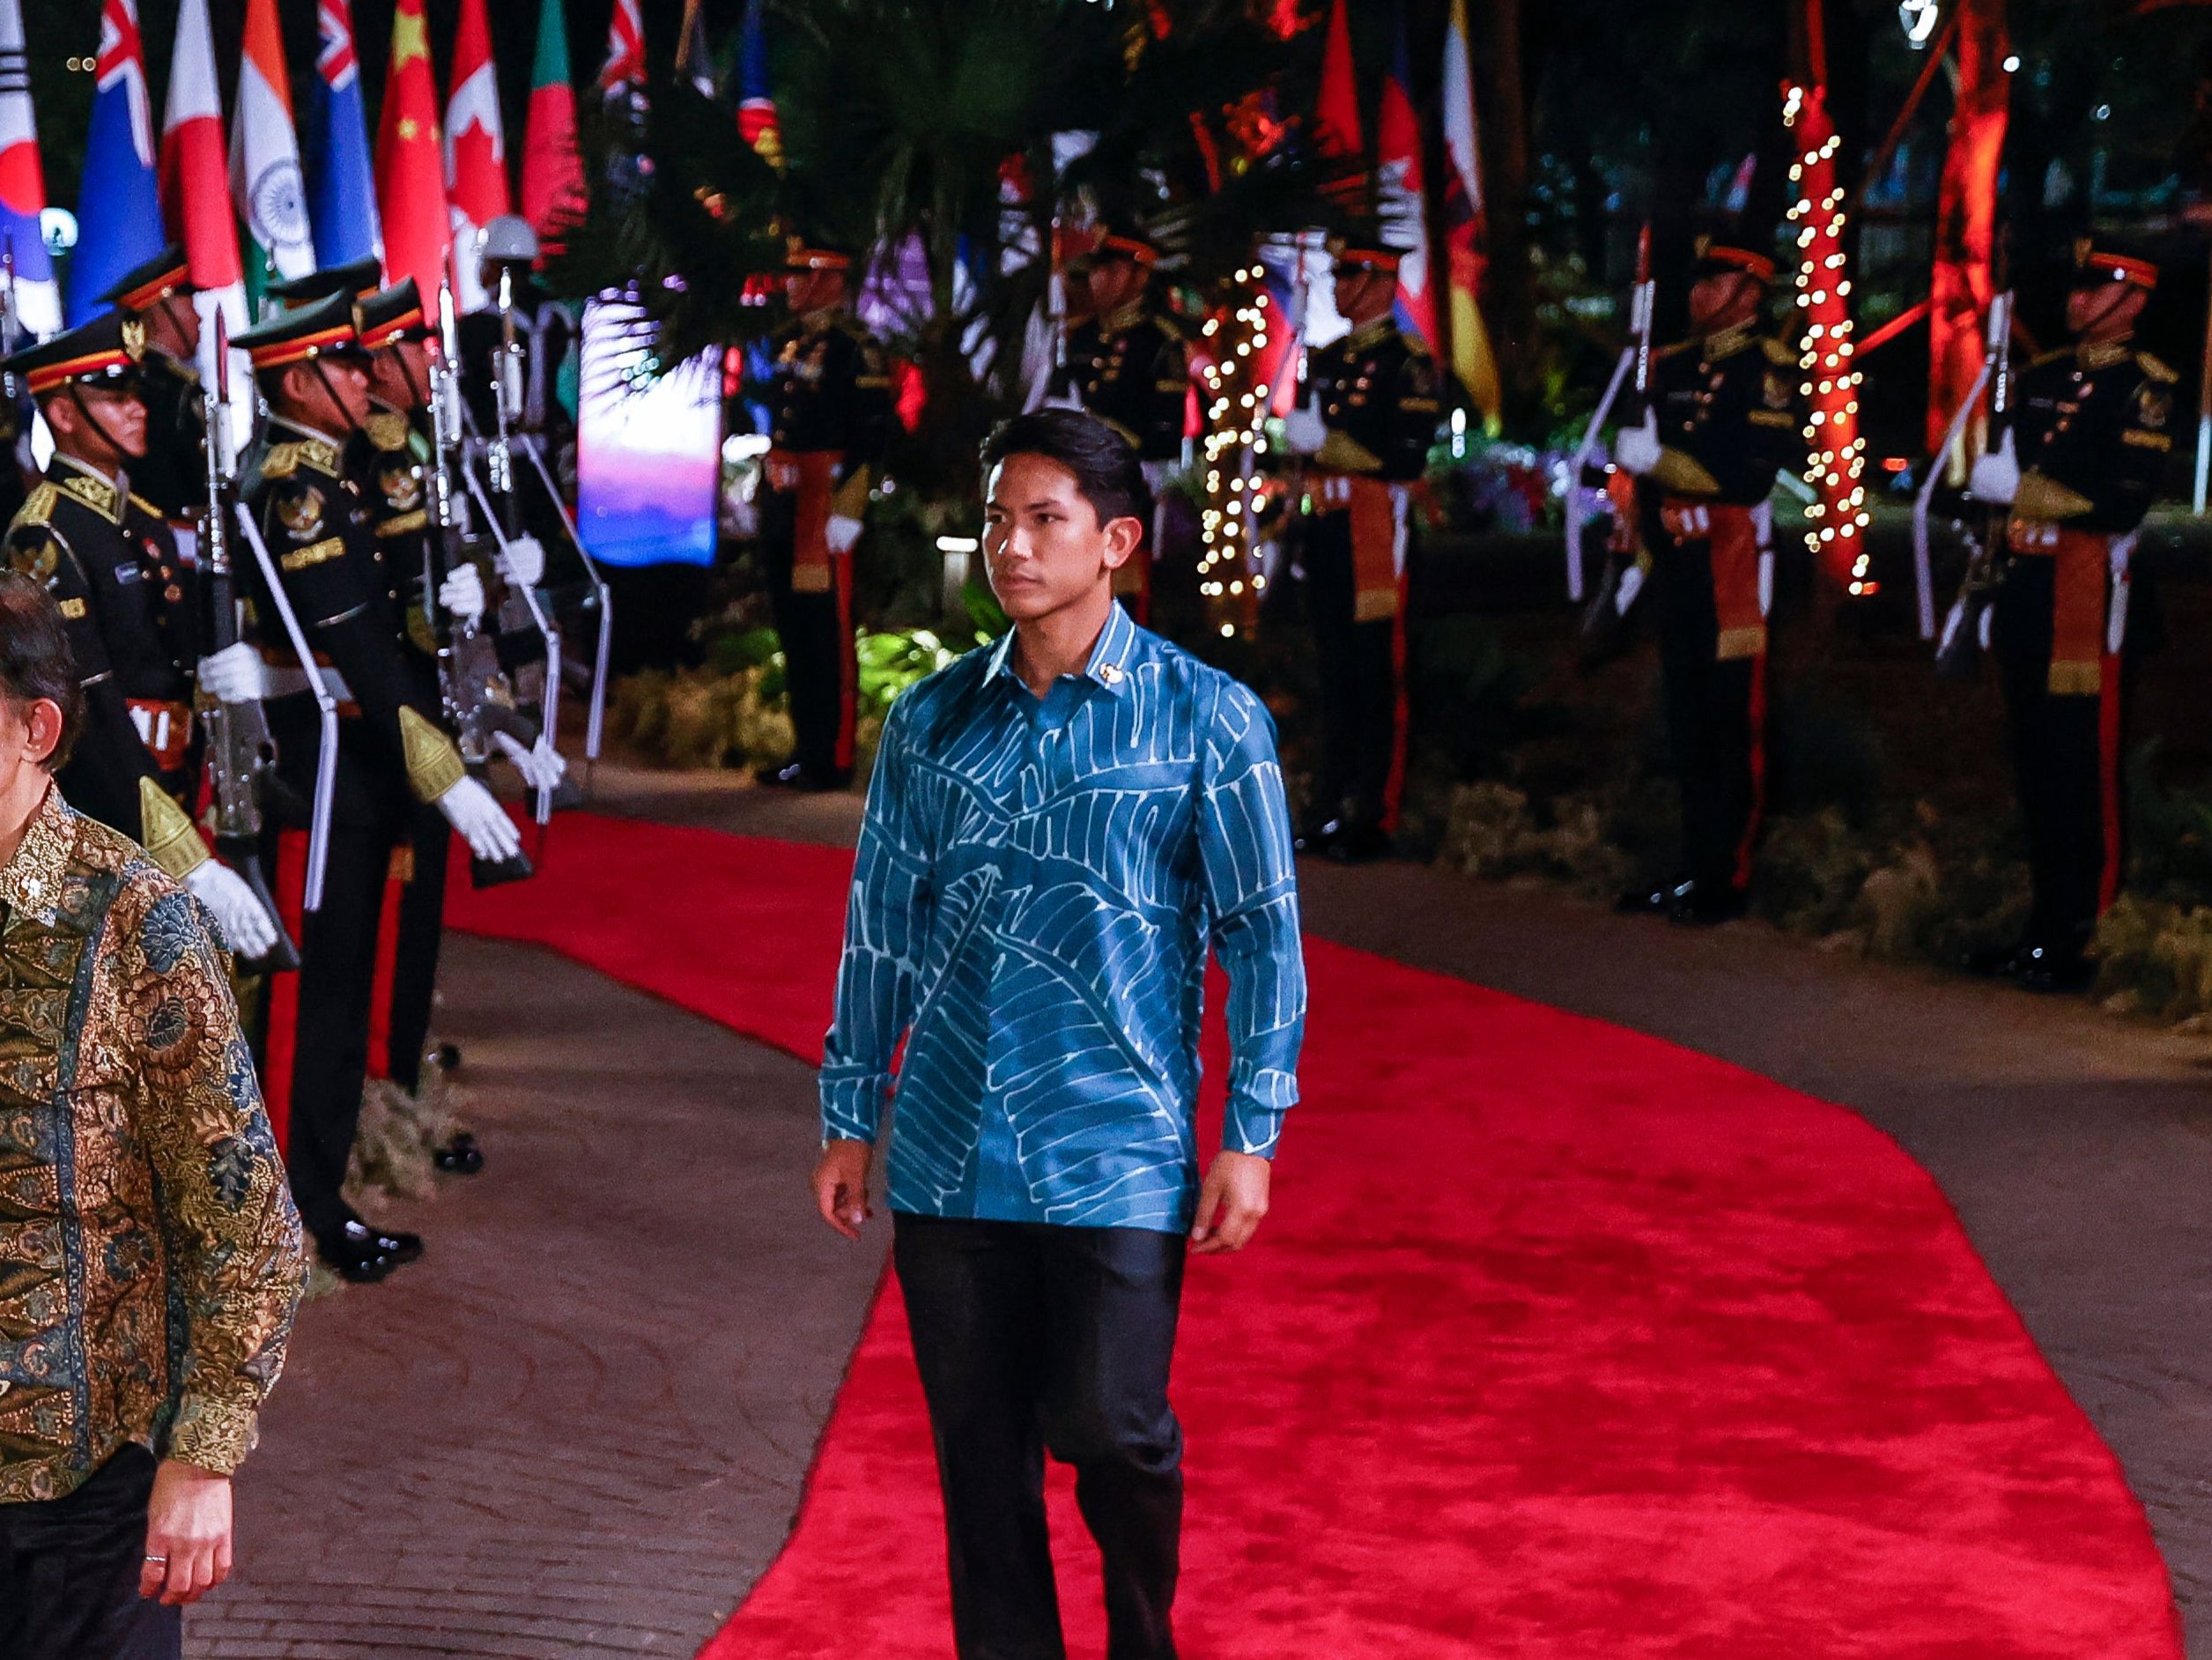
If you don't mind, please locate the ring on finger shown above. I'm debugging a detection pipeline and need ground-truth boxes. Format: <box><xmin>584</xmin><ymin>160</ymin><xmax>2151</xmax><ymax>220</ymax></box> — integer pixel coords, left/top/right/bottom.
<box><xmin>144</xmin><ymin>1554</ymin><xmax>168</xmax><ymax>1564</ymax></box>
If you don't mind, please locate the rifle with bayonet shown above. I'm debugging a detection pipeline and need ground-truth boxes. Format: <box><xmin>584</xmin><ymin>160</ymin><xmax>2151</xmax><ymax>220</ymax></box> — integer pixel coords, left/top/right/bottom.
<box><xmin>1579</xmin><ymin>224</ymin><xmax>1656</xmax><ymax>665</ymax></box>
<box><xmin>428</xmin><ymin>280</ymin><xmax>535</xmax><ymax>886</ymax></box>
<box><xmin>1935</xmin><ymin>286</ymin><xmax>2016</xmax><ymax>679</ymax></box>
<box><xmin>198</xmin><ymin>312</ymin><xmax>300</xmax><ymax>974</ymax></box>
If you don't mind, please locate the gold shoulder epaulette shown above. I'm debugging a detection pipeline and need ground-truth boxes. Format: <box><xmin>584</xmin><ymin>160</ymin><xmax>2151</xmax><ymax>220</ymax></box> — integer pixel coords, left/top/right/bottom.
<box><xmin>1654</xmin><ymin>340</ymin><xmax>1698</xmax><ymax>361</ymax></box>
<box><xmin>1762</xmin><ymin>337</ymin><xmax>1797</xmax><ymax>367</ymax></box>
<box><xmin>128</xmin><ymin>493</ymin><xmax>162</xmax><ymax>520</ymax></box>
<box><xmin>2137</xmin><ymin>350</ymin><xmax>2179</xmax><ymax>385</ymax></box>
<box><xmin>10</xmin><ymin>481</ymin><xmax>57</xmax><ymax>534</ymax></box>
<box><xmin>363</xmin><ymin>410</ymin><xmax>413</xmax><ymax>452</ymax></box>
<box><xmin>2027</xmin><ymin>346</ymin><xmax>2074</xmax><ymax>370</ymax></box>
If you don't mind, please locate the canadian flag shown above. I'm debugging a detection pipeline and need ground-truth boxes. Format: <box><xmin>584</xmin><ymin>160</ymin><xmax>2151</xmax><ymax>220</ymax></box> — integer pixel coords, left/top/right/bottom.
<box><xmin>602</xmin><ymin>0</ymin><xmax>647</xmax><ymax>91</ymax></box>
<box><xmin>445</xmin><ymin>0</ymin><xmax>510</xmax><ymax>312</ymax></box>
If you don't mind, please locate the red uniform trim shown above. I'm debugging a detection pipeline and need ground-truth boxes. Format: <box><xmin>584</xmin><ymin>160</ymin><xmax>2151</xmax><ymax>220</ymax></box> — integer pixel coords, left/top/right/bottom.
<box><xmin>1735</xmin><ymin>651</ymin><xmax>1770</xmax><ymax>893</ymax></box>
<box><xmin>834</xmin><ymin>555</ymin><xmax>857</xmax><ymax>774</ymax></box>
<box><xmin>2098</xmin><ymin>650</ymin><xmax>2124</xmax><ymax>915</ymax></box>
<box><xmin>265</xmin><ymin>832</ymin><xmax>307</xmax><ymax>1152</ymax></box>
<box><xmin>1381</xmin><ymin>567</ymin><xmax>1411</xmax><ymax>835</ymax></box>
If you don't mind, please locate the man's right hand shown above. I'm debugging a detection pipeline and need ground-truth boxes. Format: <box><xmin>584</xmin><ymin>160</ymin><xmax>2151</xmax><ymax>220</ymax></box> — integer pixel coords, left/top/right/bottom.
<box><xmin>811</xmin><ymin>1138</ymin><xmax>873</xmax><ymax>1240</ymax></box>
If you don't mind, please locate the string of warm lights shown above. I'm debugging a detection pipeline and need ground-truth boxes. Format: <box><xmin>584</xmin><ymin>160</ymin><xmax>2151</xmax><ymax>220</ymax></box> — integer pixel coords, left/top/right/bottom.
<box><xmin>1783</xmin><ymin>81</ymin><xmax>1872</xmax><ymax>596</ymax></box>
<box><xmin>1194</xmin><ymin>263</ymin><xmax>1275</xmax><ymax>640</ymax></box>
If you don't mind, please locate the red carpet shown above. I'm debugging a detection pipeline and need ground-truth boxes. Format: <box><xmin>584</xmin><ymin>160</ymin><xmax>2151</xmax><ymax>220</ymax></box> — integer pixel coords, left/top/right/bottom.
<box><xmin>449</xmin><ymin>812</ymin><xmax>2182</xmax><ymax>1658</ymax></box>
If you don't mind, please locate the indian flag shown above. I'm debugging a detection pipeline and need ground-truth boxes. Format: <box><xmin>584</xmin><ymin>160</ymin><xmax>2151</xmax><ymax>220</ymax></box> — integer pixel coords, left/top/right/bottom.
<box><xmin>230</xmin><ymin>0</ymin><xmax>315</xmax><ymax>313</ymax></box>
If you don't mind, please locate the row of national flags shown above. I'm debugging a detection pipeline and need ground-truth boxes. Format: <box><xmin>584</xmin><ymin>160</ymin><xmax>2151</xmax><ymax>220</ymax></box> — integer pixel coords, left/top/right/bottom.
<box><xmin>0</xmin><ymin>0</ymin><xmax>639</xmax><ymax>342</ymax></box>
<box><xmin>1313</xmin><ymin>0</ymin><xmax>1499</xmax><ymax>426</ymax></box>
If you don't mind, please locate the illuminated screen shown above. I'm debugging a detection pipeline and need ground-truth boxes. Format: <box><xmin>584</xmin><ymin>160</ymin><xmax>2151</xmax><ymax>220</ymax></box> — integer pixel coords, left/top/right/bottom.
<box><xmin>574</xmin><ymin>297</ymin><xmax>722</xmax><ymax>568</ymax></box>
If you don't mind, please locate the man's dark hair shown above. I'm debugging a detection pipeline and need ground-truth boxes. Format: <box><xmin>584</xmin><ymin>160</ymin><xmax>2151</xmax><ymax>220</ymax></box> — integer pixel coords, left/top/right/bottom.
<box><xmin>0</xmin><ymin>573</ymin><xmax>85</xmax><ymax>771</ymax></box>
<box><xmin>980</xmin><ymin>409</ymin><xmax>1153</xmax><ymax>531</ymax></box>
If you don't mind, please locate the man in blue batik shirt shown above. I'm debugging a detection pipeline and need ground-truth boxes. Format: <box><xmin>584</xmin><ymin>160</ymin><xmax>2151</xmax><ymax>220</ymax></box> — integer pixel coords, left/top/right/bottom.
<box><xmin>812</xmin><ymin>409</ymin><xmax>1306</xmax><ymax>1660</ymax></box>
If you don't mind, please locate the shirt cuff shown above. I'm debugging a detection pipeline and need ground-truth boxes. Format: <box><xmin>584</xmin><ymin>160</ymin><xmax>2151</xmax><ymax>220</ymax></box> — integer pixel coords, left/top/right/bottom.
<box><xmin>1224</xmin><ymin>1067</ymin><xmax>1297</xmax><ymax>1159</ymax></box>
<box><xmin>165</xmin><ymin>1394</ymin><xmax>259</xmax><ymax>1476</ymax></box>
<box><xmin>819</xmin><ymin>1071</ymin><xmax>891</xmax><ymax>1145</ymax></box>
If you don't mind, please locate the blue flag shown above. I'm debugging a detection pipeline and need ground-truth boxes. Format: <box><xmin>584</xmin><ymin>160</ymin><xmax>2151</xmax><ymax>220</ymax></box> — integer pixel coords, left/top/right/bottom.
<box><xmin>302</xmin><ymin>0</ymin><xmax>381</xmax><ymax>268</ymax></box>
<box><xmin>68</xmin><ymin>1</ymin><xmax>165</xmax><ymax>324</ymax></box>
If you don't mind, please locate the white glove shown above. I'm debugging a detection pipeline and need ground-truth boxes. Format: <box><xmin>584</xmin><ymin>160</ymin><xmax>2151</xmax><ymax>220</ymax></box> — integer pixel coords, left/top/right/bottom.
<box><xmin>438</xmin><ymin>563</ymin><xmax>487</xmax><ymax>624</ymax></box>
<box><xmin>825</xmin><ymin>514</ymin><xmax>864</xmax><ymax>554</ymax></box>
<box><xmin>184</xmin><ymin>859</ymin><xmax>280</xmax><ymax>959</ymax></box>
<box><xmin>1968</xmin><ymin>430</ymin><xmax>2019</xmax><ymax>506</ymax></box>
<box><xmin>1283</xmin><ymin>397</ymin><xmax>1327</xmax><ymax>457</ymax></box>
<box><xmin>1615</xmin><ymin>410</ymin><xmax>1662</xmax><ymax>477</ymax></box>
<box><xmin>437</xmin><ymin>774</ymin><xmax>523</xmax><ymax>863</ymax></box>
<box><xmin>195</xmin><ymin>641</ymin><xmax>266</xmax><ymax>706</ymax></box>
<box><xmin>499</xmin><ymin>534</ymin><xmax>546</xmax><ymax>589</ymax></box>
<box><xmin>493</xmin><ymin>730</ymin><xmax>568</xmax><ymax>793</ymax></box>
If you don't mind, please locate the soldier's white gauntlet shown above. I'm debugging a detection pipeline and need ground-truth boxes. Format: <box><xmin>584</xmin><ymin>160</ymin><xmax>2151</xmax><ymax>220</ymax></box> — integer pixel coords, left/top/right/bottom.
<box><xmin>184</xmin><ymin>860</ymin><xmax>280</xmax><ymax>959</ymax></box>
<box><xmin>1968</xmin><ymin>430</ymin><xmax>2019</xmax><ymax>506</ymax></box>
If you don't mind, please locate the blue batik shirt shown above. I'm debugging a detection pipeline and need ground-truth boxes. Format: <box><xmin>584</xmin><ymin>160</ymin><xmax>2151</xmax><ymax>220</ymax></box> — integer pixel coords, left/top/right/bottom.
<box><xmin>820</xmin><ymin>602</ymin><xmax>1306</xmax><ymax>1233</ymax></box>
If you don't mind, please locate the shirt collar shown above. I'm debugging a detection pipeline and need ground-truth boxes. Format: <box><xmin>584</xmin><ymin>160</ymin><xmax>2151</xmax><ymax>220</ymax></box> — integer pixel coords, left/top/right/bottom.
<box><xmin>0</xmin><ymin>783</ymin><xmax>71</xmax><ymax>919</ymax></box>
<box><xmin>988</xmin><ymin>602</ymin><xmax>1140</xmax><ymax>698</ymax></box>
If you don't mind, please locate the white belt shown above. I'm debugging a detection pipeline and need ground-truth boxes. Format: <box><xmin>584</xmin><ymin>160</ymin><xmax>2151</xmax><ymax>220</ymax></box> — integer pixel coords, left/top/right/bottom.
<box><xmin>264</xmin><ymin>663</ymin><xmax>353</xmax><ymax>703</ymax></box>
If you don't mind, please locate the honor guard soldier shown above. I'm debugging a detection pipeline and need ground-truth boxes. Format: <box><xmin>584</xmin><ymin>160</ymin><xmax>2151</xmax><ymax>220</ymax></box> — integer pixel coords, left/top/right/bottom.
<box><xmin>97</xmin><ymin>245</ymin><xmax>207</xmax><ymax>536</ymax></box>
<box><xmin>1283</xmin><ymin>243</ymin><xmax>1441</xmax><ymax>863</ymax></box>
<box><xmin>1614</xmin><ymin>241</ymin><xmax>1802</xmax><ymax>924</ymax></box>
<box><xmin>0</xmin><ymin>313</ymin><xmax>282</xmax><ymax>958</ymax></box>
<box><xmin>754</xmin><ymin>241</ymin><xmax>896</xmax><ymax>790</ymax></box>
<box><xmin>359</xmin><ymin>278</ymin><xmax>560</xmax><ymax>1150</ymax></box>
<box><xmin>234</xmin><ymin>293</ymin><xmax>522</xmax><ymax>1280</ymax></box>
<box><xmin>1069</xmin><ymin>232</ymin><xmax>1190</xmax><ymax>622</ymax></box>
<box><xmin>1966</xmin><ymin>245</ymin><xmax>2171</xmax><ymax>991</ymax></box>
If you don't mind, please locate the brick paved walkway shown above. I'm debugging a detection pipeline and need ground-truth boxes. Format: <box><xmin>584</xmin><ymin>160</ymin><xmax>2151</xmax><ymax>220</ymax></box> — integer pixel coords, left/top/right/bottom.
<box><xmin>185</xmin><ymin>930</ymin><xmax>887</xmax><ymax>1657</ymax></box>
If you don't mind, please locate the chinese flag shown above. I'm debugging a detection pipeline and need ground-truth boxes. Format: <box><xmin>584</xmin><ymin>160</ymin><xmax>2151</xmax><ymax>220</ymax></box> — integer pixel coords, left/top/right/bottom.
<box><xmin>374</xmin><ymin>0</ymin><xmax>450</xmax><ymax>299</ymax></box>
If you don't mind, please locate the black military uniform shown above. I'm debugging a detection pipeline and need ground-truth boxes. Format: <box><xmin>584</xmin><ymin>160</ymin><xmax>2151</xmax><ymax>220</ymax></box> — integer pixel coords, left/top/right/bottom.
<box><xmin>237</xmin><ymin>293</ymin><xmax>462</xmax><ymax>1279</ymax></box>
<box><xmin>0</xmin><ymin>314</ymin><xmax>211</xmax><ymax>882</ymax></box>
<box><xmin>1292</xmin><ymin>248</ymin><xmax>1440</xmax><ymax>861</ymax></box>
<box><xmin>1620</xmin><ymin>244</ymin><xmax>1802</xmax><ymax>923</ymax></box>
<box><xmin>754</xmin><ymin>245</ymin><xmax>895</xmax><ymax>789</ymax></box>
<box><xmin>99</xmin><ymin>246</ymin><xmax>206</xmax><ymax>529</ymax></box>
<box><xmin>356</xmin><ymin>280</ymin><xmax>469</xmax><ymax>1109</ymax></box>
<box><xmin>1981</xmin><ymin>248</ymin><xmax>2171</xmax><ymax>989</ymax></box>
<box><xmin>1069</xmin><ymin>234</ymin><xmax>1188</xmax><ymax>624</ymax></box>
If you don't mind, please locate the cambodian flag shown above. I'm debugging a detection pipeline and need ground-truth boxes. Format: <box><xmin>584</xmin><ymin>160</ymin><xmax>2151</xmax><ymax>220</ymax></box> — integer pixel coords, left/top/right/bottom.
<box><xmin>737</xmin><ymin>0</ymin><xmax>782</xmax><ymax>168</ymax></box>
<box><xmin>304</xmin><ymin>0</ymin><xmax>381</xmax><ymax>269</ymax></box>
<box><xmin>1377</xmin><ymin>4</ymin><xmax>1436</xmax><ymax>352</ymax></box>
<box><xmin>68</xmin><ymin>0</ymin><xmax>166</xmax><ymax>326</ymax></box>
<box><xmin>0</xmin><ymin>0</ymin><xmax>59</xmax><ymax>337</ymax></box>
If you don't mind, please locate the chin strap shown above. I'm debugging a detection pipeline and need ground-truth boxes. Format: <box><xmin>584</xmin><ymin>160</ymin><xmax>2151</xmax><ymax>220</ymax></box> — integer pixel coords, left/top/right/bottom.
<box><xmin>63</xmin><ymin>386</ymin><xmax>136</xmax><ymax>479</ymax></box>
<box><xmin>308</xmin><ymin>358</ymin><xmax>363</xmax><ymax>438</ymax></box>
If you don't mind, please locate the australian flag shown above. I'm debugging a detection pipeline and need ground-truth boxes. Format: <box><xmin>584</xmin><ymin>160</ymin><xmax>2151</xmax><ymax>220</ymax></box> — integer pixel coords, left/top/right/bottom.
<box><xmin>68</xmin><ymin>0</ymin><xmax>166</xmax><ymax>325</ymax></box>
<box><xmin>303</xmin><ymin>0</ymin><xmax>381</xmax><ymax>267</ymax></box>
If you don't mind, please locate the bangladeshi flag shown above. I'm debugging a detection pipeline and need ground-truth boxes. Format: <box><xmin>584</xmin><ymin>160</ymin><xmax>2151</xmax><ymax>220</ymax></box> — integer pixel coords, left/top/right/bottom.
<box><xmin>522</xmin><ymin>0</ymin><xmax>585</xmax><ymax>248</ymax></box>
<box><xmin>374</xmin><ymin>0</ymin><xmax>451</xmax><ymax>300</ymax></box>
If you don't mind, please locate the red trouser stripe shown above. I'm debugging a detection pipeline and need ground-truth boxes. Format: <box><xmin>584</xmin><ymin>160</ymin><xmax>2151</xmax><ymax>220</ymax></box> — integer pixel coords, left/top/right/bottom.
<box><xmin>265</xmin><ymin>832</ymin><xmax>306</xmax><ymax>1152</ymax></box>
<box><xmin>365</xmin><ymin>866</ymin><xmax>404</xmax><ymax>1085</ymax></box>
<box><xmin>1735</xmin><ymin>651</ymin><xmax>1770</xmax><ymax>893</ymax></box>
<box><xmin>834</xmin><ymin>556</ymin><xmax>857</xmax><ymax>773</ymax></box>
<box><xmin>1381</xmin><ymin>568</ymin><xmax>1411</xmax><ymax>836</ymax></box>
<box><xmin>2098</xmin><ymin>650</ymin><xmax>2124</xmax><ymax>915</ymax></box>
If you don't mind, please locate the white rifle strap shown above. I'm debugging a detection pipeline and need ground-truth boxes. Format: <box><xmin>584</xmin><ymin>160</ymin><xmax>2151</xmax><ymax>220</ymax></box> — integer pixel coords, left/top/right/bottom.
<box><xmin>233</xmin><ymin>503</ymin><xmax>340</xmax><ymax>913</ymax></box>
<box><xmin>1912</xmin><ymin>358</ymin><xmax>1994</xmax><ymax>644</ymax></box>
<box><xmin>457</xmin><ymin>466</ymin><xmax>561</xmax><ymax>825</ymax></box>
<box><xmin>2108</xmin><ymin>530</ymin><xmax>2138</xmax><ymax>657</ymax></box>
<box><xmin>1567</xmin><ymin>347</ymin><xmax>1636</xmax><ymax>604</ymax></box>
<box><xmin>519</xmin><ymin>434</ymin><xmax>613</xmax><ymax>772</ymax></box>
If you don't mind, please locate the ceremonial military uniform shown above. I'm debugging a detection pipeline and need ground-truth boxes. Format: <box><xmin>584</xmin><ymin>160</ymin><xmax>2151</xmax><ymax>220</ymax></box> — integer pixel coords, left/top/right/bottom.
<box><xmin>1986</xmin><ymin>248</ymin><xmax>2171</xmax><ymax>983</ymax></box>
<box><xmin>357</xmin><ymin>281</ymin><xmax>461</xmax><ymax>1102</ymax></box>
<box><xmin>1</xmin><ymin>315</ymin><xmax>210</xmax><ymax>884</ymax></box>
<box><xmin>757</xmin><ymin>247</ymin><xmax>895</xmax><ymax>789</ymax></box>
<box><xmin>237</xmin><ymin>293</ymin><xmax>464</xmax><ymax>1275</ymax></box>
<box><xmin>1624</xmin><ymin>247</ymin><xmax>1801</xmax><ymax>922</ymax></box>
<box><xmin>100</xmin><ymin>247</ymin><xmax>208</xmax><ymax>530</ymax></box>
<box><xmin>1069</xmin><ymin>235</ymin><xmax>1189</xmax><ymax>623</ymax></box>
<box><xmin>1292</xmin><ymin>261</ymin><xmax>1440</xmax><ymax>860</ymax></box>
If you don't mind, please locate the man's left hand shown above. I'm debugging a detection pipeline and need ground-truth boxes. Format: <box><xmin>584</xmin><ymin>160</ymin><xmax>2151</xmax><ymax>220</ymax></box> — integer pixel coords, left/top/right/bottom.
<box><xmin>141</xmin><ymin>1460</ymin><xmax>233</xmax><ymax>1605</ymax></box>
<box><xmin>1189</xmin><ymin>1150</ymin><xmax>1271</xmax><ymax>1256</ymax></box>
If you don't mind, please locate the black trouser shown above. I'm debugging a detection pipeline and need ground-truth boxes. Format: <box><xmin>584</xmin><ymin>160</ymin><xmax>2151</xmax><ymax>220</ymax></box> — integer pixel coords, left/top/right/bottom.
<box><xmin>269</xmin><ymin>703</ymin><xmax>413</xmax><ymax>1245</ymax></box>
<box><xmin>761</xmin><ymin>488</ymin><xmax>854</xmax><ymax>780</ymax></box>
<box><xmin>893</xmin><ymin>1214</ymin><xmax>1187</xmax><ymax>1660</ymax></box>
<box><xmin>1992</xmin><ymin>556</ymin><xmax>2112</xmax><ymax>953</ymax></box>
<box><xmin>0</xmin><ymin>1444</ymin><xmax>182</xmax><ymax>1660</ymax></box>
<box><xmin>1653</xmin><ymin>537</ymin><xmax>1763</xmax><ymax>895</ymax></box>
<box><xmin>387</xmin><ymin>806</ymin><xmax>452</xmax><ymax>1093</ymax></box>
<box><xmin>1302</xmin><ymin>510</ymin><xmax>1400</xmax><ymax>835</ymax></box>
